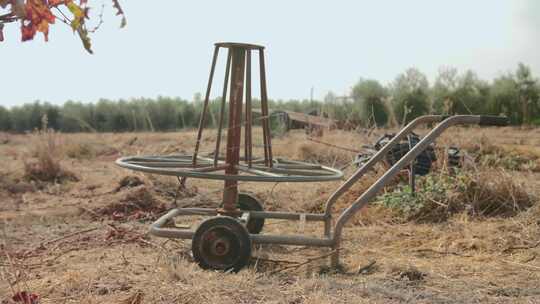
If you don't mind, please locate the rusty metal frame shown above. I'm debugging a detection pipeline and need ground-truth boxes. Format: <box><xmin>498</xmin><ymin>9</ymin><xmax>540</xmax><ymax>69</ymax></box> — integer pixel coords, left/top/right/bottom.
<box><xmin>147</xmin><ymin>114</ymin><xmax>508</xmax><ymax>267</ymax></box>
<box><xmin>116</xmin><ymin>42</ymin><xmax>343</xmax><ymax>183</ymax></box>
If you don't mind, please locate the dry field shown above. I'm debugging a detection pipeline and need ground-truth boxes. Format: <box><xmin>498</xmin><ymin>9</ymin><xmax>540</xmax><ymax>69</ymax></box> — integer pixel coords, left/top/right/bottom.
<box><xmin>1</xmin><ymin>126</ymin><xmax>540</xmax><ymax>304</ymax></box>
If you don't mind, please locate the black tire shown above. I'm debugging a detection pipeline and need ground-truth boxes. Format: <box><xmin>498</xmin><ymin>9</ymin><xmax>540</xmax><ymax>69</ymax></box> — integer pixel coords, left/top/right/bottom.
<box><xmin>237</xmin><ymin>193</ymin><xmax>265</xmax><ymax>234</ymax></box>
<box><xmin>192</xmin><ymin>216</ymin><xmax>251</xmax><ymax>272</ymax></box>
<box><xmin>219</xmin><ymin>193</ymin><xmax>265</xmax><ymax>234</ymax></box>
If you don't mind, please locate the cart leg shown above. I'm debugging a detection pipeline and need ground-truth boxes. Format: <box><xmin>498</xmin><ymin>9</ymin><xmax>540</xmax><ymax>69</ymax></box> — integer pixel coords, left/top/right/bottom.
<box><xmin>324</xmin><ymin>216</ymin><xmax>331</xmax><ymax>238</ymax></box>
<box><xmin>331</xmin><ymin>241</ymin><xmax>340</xmax><ymax>268</ymax></box>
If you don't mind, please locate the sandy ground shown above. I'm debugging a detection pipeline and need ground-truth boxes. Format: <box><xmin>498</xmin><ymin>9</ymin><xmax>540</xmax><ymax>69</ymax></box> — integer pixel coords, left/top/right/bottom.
<box><xmin>1</xmin><ymin>126</ymin><xmax>540</xmax><ymax>303</ymax></box>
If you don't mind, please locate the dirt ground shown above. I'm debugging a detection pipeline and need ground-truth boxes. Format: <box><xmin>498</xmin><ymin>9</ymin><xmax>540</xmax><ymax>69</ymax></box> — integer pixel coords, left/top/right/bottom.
<box><xmin>1</xmin><ymin>126</ymin><xmax>540</xmax><ymax>304</ymax></box>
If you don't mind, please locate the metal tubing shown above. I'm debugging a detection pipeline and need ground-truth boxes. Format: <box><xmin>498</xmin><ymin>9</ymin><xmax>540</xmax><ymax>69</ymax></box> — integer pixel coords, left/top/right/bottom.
<box><xmin>259</xmin><ymin>49</ymin><xmax>273</xmax><ymax>167</ymax></box>
<box><xmin>149</xmin><ymin>208</ymin><xmax>218</xmax><ymax>239</ymax></box>
<box><xmin>116</xmin><ymin>156</ymin><xmax>343</xmax><ymax>182</ymax></box>
<box><xmin>251</xmin><ymin>234</ymin><xmax>332</xmax><ymax>247</ymax></box>
<box><xmin>149</xmin><ymin>208</ymin><xmax>329</xmax><ymax>246</ymax></box>
<box><xmin>330</xmin><ymin>115</ymin><xmax>481</xmax><ymax>266</ymax></box>
<box><xmin>249</xmin><ymin>210</ymin><xmax>326</xmax><ymax>221</ymax></box>
<box><xmin>322</xmin><ymin>115</ymin><xmax>443</xmax><ymax>236</ymax></box>
<box><xmin>245</xmin><ymin>50</ymin><xmax>253</xmax><ymax>168</ymax></box>
<box><xmin>192</xmin><ymin>46</ymin><xmax>219</xmax><ymax>166</ymax></box>
<box><xmin>214</xmin><ymin>49</ymin><xmax>232</xmax><ymax>166</ymax></box>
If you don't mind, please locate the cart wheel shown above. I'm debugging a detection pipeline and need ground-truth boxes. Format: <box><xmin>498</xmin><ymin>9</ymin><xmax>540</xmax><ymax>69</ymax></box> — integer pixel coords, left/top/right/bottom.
<box><xmin>220</xmin><ymin>193</ymin><xmax>265</xmax><ymax>234</ymax></box>
<box><xmin>192</xmin><ymin>216</ymin><xmax>251</xmax><ymax>272</ymax></box>
<box><xmin>238</xmin><ymin>193</ymin><xmax>265</xmax><ymax>234</ymax></box>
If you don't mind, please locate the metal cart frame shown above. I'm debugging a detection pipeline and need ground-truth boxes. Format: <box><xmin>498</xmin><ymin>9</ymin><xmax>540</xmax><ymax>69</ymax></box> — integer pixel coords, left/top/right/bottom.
<box><xmin>148</xmin><ymin>114</ymin><xmax>507</xmax><ymax>267</ymax></box>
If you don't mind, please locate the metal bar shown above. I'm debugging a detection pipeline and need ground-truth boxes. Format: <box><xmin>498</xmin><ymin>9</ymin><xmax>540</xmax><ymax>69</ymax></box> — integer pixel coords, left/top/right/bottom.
<box><xmin>330</xmin><ymin>115</ymin><xmax>481</xmax><ymax>266</ymax></box>
<box><xmin>248</xmin><ymin>210</ymin><xmax>326</xmax><ymax>221</ymax></box>
<box><xmin>149</xmin><ymin>208</ymin><xmax>329</xmax><ymax>246</ymax></box>
<box><xmin>259</xmin><ymin>49</ymin><xmax>273</xmax><ymax>167</ymax></box>
<box><xmin>235</xmin><ymin>165</ymin><xmax>282</xmax><ymax>177</ymax></box>
<box><xmin>192</xmin><ymin>46</ymin><xmax>219</xmax><ymax>166</ymax></box>
<box><xmin>322</xmin><ymin>115</ymin><xmax>443</xmax><ymax>237</ymax></box>
<box><xmin>149</xmin><ymin>208</ymin><xmax>218</xmax><ymax>239</ymax></box>
<box><xmin>222</xmin><ymin>47</ymin><xmax>246</xmax><ymax>211</ymax></box>
<box><xmin>245</xmin><ymin>50</ymin><xmax>253</xmax><ymax>168</ymax></box>
<box><xmin>214</xmin><ymin>49</ymin><xmax>232</xmax><ymax>166</ymax></box>
<box><xmin>408</xmin><ymin>134</ymin><xmax>416</xmax><ymax>194</ymax></box>
<box><xmin>251</xmin><ymin>234</ymin><xmax>332</xmax><ymax>247</ymax></box>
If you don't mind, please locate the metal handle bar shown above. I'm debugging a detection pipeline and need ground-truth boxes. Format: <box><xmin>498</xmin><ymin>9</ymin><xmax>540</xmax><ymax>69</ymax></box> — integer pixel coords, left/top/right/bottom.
<box><xmin>328</xmin><ymin>115</ymin><xmax>507</xmax><ymax>266</ymax></box>
<box><xmin>323</xmin><ymin>115</ymin><xmax>443</xmax><ymax>235</ymax></box>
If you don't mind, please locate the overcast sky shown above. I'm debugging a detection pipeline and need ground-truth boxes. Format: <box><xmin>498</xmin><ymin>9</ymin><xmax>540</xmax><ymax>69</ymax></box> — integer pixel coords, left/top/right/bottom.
<box><xmin>1</xmin><ymin>0</ymin><xmax>539</xmax><ymax>107</ymax></box>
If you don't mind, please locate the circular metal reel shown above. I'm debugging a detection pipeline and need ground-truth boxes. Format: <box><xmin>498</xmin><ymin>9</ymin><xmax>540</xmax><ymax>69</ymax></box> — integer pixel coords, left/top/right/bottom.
<box><xmin>115</xmin><ymin>154</ymin><xmax>343</xmax><ymax>182</ymax></box>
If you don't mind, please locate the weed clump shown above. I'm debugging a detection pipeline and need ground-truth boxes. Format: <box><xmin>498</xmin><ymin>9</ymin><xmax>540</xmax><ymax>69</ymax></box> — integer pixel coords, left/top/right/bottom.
<box><xmin>115</xmin><ymin>175</ymin><xmax>145</xmax><ymax>192</ymax></box>
<box><xmin>377</xmin><ymin>169</ymin><xmax>534</xmax><ymax>222</ymax></box>
<box><xmin>65</xmin><ymin>142</ymin><xmax>96</xmax><ymax>159</ymax></box>
<box><xmin>23</xmin><ymin>116</ymin><xmax>78</xmax><ymax>183</ymax></box>
<box><xmin>94</xmin><ymin>186</ymin><xmax>166</xmax><ymax>220</ymax></box>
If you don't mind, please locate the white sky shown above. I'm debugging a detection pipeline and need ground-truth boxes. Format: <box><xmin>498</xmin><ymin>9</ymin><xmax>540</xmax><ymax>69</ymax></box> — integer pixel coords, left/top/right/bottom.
<box><xmin>1</xmin><ymin>0</ymin><xmax>539</xmax><ymax>107</ymax></box>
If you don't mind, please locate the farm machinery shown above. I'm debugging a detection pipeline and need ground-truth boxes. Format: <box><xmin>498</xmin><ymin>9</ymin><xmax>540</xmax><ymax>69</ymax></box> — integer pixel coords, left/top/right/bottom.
<box><xmin>116</xmin><ymin>42</ymin><xmax>508</xmax><ymax>271</ymax></box>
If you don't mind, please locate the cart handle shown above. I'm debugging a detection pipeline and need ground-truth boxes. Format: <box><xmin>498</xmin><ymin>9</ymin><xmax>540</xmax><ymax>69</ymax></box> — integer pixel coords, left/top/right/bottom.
<box><xmin>478</xmin><ymin>115</ymin><xmax>509</xmax><ymax>126</ymax></box>
<box><xmin>322</xmin><ymin>115</ymin><xmax>443</xmax><ymax>235</ymax></box>
<box><xmin>328</xmin><ymin>115</ymin><xmax>507</xmax><ymax>266</ymax></box>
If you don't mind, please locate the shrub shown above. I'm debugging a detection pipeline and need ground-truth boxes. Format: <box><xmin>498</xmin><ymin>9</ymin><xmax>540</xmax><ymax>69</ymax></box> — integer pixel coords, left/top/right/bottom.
<box><xmin>377</xmin><ymin>169</ymin><xmax>534</xmax><ymax>222</ymax></box>
<box><xmin>23</xmin><ymin>116</ymin><xmax>78</xmax><ymax>183</ymax></box>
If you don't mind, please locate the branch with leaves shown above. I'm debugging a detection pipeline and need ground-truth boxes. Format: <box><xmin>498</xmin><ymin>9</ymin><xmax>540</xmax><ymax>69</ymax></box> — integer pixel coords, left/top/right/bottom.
<box><xmin>0</xmin><ymin>0</ymin><xmax>126</xmax><ymax>53</ymax></box>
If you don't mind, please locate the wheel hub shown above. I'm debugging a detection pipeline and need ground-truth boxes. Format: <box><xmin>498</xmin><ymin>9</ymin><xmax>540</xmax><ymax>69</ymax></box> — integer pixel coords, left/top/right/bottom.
<box><xmin>211</xmin><ymin>238</ymin><xmax>230</xmax><ymax>256</ymax></box>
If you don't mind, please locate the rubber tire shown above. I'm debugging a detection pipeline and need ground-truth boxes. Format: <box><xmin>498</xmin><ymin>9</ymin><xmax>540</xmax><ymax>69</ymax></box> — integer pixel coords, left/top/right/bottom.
<box><xmin>219</xmin><ymin>193</ymin><xmax>265</xmax><ymax>234</ymax></box>
<box><xmin>237</xmin><ymin>193</ymin><xmax>265</xmax><ymax>234</ymax></box>
<box><xmin>192</xmin><ymin>216</ymin><xmax>251</xmax><ymax>272</ymax></box>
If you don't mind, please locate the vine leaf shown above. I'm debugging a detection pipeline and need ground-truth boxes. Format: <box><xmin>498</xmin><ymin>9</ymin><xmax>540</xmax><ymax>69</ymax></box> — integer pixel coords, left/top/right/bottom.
<box><xmin>111</xmin><ymin>0</ymin><xmax>126</xmax><ymax>28</ymax></box>
<box><xmin>0</xmin><ymin>0</ymin><xmax>125</xmax><ymax>53</ymax></box>
<box><xmin>77</xmin><ymin>26</ymin><xmax>92</xmax><ymax>54</ymax></box>
<box><xmin>66</xmin><ymin>1</ymin><xmax>84</xmax><ymax>30</ymax></box>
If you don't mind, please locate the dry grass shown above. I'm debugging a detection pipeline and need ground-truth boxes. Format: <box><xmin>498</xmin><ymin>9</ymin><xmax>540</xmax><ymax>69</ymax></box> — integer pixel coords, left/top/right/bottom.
<box><xmin>1</xmin><ymin>126</ymin><xmax>540</xmax><ymax>303</ymax></box>
<box><xmin>22</xmin><ymin>128</ymin><xmax>78</xmax><ymax>183</ymax></box>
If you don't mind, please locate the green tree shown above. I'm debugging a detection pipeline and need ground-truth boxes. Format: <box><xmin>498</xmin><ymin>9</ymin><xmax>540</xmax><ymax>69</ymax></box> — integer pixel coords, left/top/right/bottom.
<box><xmin>489</xmin><ymin>74</ymin><xmax>520</xmax><ymax>124</ymax></box>
<box><xmin>433</xmin><ymin>67</ymin><xmax>489</xmax><ymax>114</ymax></box>
<box><xmin>0</xmin><ymin>105</ymin><xmax>11</xmax><ymax>131</ymax></box>
<box><xmin>351</xmin><ymin>79</ymin><xmax>389</xmax><ymax>126</ymax></box>
<box><xmin>515</xmin><ymin>63</ymin><xmax>539</xmax><ymax>124</ymax></box>
<box><xmin>391</xmin><ymin>68</ymin><xmax>430</xmax><ymax>125</ymax></box>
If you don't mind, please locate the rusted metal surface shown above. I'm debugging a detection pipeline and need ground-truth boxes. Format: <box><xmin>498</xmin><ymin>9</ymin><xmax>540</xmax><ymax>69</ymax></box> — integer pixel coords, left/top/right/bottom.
<box><xmin>259</xmin><ymin>49</ymin><xmax>273</xmax><ymax>167</ymax></box>
<box><xmin>222</xmin><ymin>47</ymin><xmax>246</xmax><ymax>212</ymax></box>
<box><xmin>192</xmin><ymin>46</ymin><xmax>219</xmax><ymax>166</ymax></box>
<box><xmin>214</xmin><ymin>49</ymin><xmax>232</xmax><ymax>167</ymax></box>
<box><xmin>117</xmin><ymin>43</ymin><xmax>343</xmax><ymax>182</ymax></box>
<box><xmin>245</xmin><ymin>50</ymin><xmax>253</xmax><ymax>168</ymax></box>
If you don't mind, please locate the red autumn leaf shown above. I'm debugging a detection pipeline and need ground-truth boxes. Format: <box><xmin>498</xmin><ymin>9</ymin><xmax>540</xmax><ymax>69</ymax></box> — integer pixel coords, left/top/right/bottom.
<box><xmin>1</xmin><ymin>0</ymin><xmax>125</xmax><ymax>52</ymax></box>
<box><xmin>21</xmin><ymin>23</ymin><xmax>36</xmax><ymax>41</ymax></box>
<box><xmin>48</xmin><ymin>0</ymin><xmax>68</xmax><ymax>6</ymax></box>
<box><xmin>19</xmin><ymin>0</ymin><xmax>56</xmax><ymax>41</ymax></box>
<box><xmin>12</xmin><ymin>291</ymin><xmax>40</xmax><ymax>304</ymax></box>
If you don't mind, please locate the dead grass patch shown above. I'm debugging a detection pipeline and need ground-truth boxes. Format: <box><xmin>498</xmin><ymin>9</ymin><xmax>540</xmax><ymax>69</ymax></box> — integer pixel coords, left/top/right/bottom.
<box><xmin>93</xmin><ymin>186</ymin><xmax>166</xmax><ymax>220</ymax></box>
<box><xmin>22</xmin><ymin>125</ymin><xmax>78</xmax><ymax>184</ymax></box>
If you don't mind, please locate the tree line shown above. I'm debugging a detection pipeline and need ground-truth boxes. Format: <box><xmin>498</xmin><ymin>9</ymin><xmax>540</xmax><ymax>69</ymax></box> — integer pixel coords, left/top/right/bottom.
<box><xmin>1</xmin><ymin>63</ymin><xmax>539</xmax><ymax>133</ymax></box>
